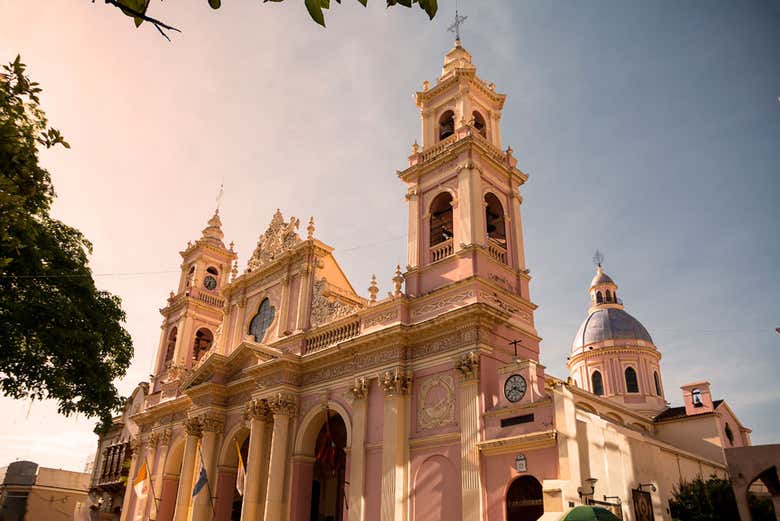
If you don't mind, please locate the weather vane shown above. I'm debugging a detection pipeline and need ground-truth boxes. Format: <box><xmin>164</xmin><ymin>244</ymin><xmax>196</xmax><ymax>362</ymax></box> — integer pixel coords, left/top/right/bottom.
<box><xmin>448</xmin><ymin>7</ymin><xmax>468</xmax><ymax>41</ymax></box>
<box><xmin>593</xmin><ymin>250</ymin><xmax>604</xmax><ymax>268</ymax></box>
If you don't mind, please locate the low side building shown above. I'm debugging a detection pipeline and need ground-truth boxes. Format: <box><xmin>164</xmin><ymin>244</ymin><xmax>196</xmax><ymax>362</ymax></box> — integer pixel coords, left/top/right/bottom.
<box><xmin>0</xmin><ymin>460</ymin><xmax>89</xmax><ymax>521</ymax></box>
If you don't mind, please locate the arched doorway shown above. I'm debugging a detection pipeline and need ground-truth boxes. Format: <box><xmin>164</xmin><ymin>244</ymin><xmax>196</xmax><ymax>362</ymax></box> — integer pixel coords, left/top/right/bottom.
<box><xmin>506</xmin><ymin>475</ymin><xmax>544</xmax><ymax>521</ymax></box>
<box><xmin>309</xmin><ymin>412</ymin><xmax>347</xmax><ymax>521</ymax></box>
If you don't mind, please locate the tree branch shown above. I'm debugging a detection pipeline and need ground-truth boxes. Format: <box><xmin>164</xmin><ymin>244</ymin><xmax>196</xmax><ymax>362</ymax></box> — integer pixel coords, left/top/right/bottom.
<box><xmin>101</xmin><ymin>0</ymin><xmax>182</xmax><ymax>41</ymax></box>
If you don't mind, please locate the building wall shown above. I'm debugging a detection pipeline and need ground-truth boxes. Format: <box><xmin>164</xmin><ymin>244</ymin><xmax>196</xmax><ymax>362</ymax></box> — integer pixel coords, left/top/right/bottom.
<box><xmin>654</xmin><ymin>414</ymin><xmax>724</xmax><ymax>464</ymax></box>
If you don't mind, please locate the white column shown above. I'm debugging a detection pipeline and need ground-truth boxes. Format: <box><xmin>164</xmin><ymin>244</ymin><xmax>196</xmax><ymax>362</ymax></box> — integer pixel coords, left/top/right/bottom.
<box><xmin>173</xmin><ymin>419</ymin><xmax>202</xmax><ymax>521</ymax></box>
<box><xmin>508</xmin><ymin>190</ymin><xmax>526</xmax><ymax>270</ymax></box>
<box><xmin>278</xmin><ymin>275</ymin><xmax>291</xmax><ymax>336</ymax></box>
<box><xmin>379</xmin><ymin>369</ymin><xmax>411</xmax><ymax>521</ymax></box>
<box><xmin>150</xmin><ymin>429</ymin><xmax>172</xmax><ymax>519</ymax></box>
<box><xmin>296</xmin><ymin>265</ymin><xmax>312</xmax><ymax>332</ymax></box>
<box><xmin>455</xmin><ymin>352</ymin><xmax>483</xmax><ymax>521</ymax></box>
<box><xmin>263</xmin><ymin>393</ymin><xmax>297</xmax><ymax>521</ymax></box>
<box><xmin>348</xmin><ymin>379</ymin><xmax>370</xmax><ymax>521</ymax></box>
<box><xmin>191</xmin><ymin>414</ymin><xmax>224</xmax><ymax>521</ymax></box>
<box><xmin>241</xmin><ymin>400</ymin><xmax>271</xmax><ymax>521</ymax></box>
<box><xmin>406</xmin><ymin>190</ymin><xmax>420</xmax><ymax>269</ymax></box>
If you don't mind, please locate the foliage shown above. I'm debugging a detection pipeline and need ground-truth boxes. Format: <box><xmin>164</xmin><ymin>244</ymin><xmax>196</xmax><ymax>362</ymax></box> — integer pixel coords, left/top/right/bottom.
<box><xmin>105</xmin><ymin>0</ymin><xmax>438</xmax><ymax>39</ymax></box>
<box><xmin>669</xmin><ymin>475</ymin><xmax>740</xmax><ymax>521</ymax></box>
<box><xmin>0</xmin><ymin>56</ymin><xmax>133</xmax><ymax>435</ymax></box>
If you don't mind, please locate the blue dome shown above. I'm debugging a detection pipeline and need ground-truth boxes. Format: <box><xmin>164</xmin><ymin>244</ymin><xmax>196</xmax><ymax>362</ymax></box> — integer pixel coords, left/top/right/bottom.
<box><xmin>572</xmin><ymin>308</ymin><xmax>653</xmax><ymax>351</ymax></box>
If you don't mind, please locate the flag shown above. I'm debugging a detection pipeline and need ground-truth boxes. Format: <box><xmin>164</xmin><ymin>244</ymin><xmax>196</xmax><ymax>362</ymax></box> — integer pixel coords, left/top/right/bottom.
<box><xmin>192</xmin><ymin>447</ymin><xmax>209</xmax><ymax>497</ymax></box>
<box><xmin>235</xmin><ymin>440</ymin><xmax>246</xmax><ymax>496</ymax></box>
<box><xmin>132</xmin><ymin>461</ymin><xmax>150</xmax><ymax>521</ymax></box>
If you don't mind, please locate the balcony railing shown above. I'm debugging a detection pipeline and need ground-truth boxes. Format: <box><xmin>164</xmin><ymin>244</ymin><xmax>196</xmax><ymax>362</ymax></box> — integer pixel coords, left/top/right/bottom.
<box><xmin>487</xmin><ymin>238</ymin><xmax>507</xmax><ymax>264</ymax></box>
<box><xmin>304</xmin><ymin>318</ymin><xmax>360</xmax><ymax>355</ymax></box>
<box><xmin>430</xmin><ymin>239</ymin><xmax>454</xmax><ymax>263</ymax></box>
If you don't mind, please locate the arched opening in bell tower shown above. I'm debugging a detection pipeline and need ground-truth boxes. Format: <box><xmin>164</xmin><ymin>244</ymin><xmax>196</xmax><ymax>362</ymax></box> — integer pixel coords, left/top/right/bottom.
<box><xmin>473</xmin><ymin>110</ymin><xmax>487</xmax><ymax>137</ymax></box>
<box><xmin>485</xmin><ymin>193</ymin><xmax>507</xmax><ymax>245</ymax></box>
<box><xmin>163</xmin><ymin>327</ymin><xmax>177</xmax><ymax>370</ymax></box>
<box><xmin>192</xmin><ymin>327</ymin><xmax>213</xmax><ymax>362</ymax></box>
<box><xmin>429</xmin><ymin>192</ymin><xmax>454</xmax><ymax>247</ymax></box>
<box><xmin>308</xmin><ymin>412</ymin><xmax>347</xmax><ymax>521</ymax></box>
<box><xmin>438</xmin><ymin>110</ymin><xmax>455</xmax><ymax>141</ymax></box>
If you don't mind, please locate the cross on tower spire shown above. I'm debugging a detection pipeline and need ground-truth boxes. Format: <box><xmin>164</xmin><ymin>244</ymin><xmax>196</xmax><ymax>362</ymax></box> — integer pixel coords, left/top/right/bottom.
<box><xmin>448</xmin><ymin>8</ymin><xmax>468</xmax><ymax>42</ymax></box>
<box><xmin>593</xmin><ymin>250</ymin><xmax>604</xmax><ymax>268</ymax></box>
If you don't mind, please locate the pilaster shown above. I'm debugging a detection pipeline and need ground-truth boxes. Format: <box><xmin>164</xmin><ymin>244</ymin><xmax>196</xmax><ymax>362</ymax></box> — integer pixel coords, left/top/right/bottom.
<box><xmin>379</xmin><ymin>369</ymin><xmax>412</xmax><ymax>521</ymax></box>
<box><xmin>455</xmin><ymin>352</ymin><xmax>483</xmax><ymax>521</ymax></box>
<box><xmin>348</xmin><ymin>378</ymin><xmax>370</xmax><ymax>521</ymax></box>
<box><xmin>173</xmin><ymin>418</ymin><xmax>204</xmax><ymax>521</ymax></box>
<box><xmin>264</xmin><ymin>393</ymin><xmax>298</xmax><ymax>521</ymax></box>
<box><xmin>241</xmin><ymin>399</ymin><xmax>272</xmax><ymax>521</ymax></box>
<box><xmin>120</xmin><ymin>437</ymin><xmax>142</xmax><ymax>521</ymax></box>
<box><xmin>191</xmin><ymin>413</ymin><xmax>224</xmax><ymax>521</ymax></box>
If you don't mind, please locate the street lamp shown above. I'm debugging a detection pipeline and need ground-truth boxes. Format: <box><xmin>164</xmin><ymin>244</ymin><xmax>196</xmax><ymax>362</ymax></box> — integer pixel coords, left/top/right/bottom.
<box><xmin>578</xmin><ymin>478</ymin><xmax>598</xmax><ymax>503</ymax></box>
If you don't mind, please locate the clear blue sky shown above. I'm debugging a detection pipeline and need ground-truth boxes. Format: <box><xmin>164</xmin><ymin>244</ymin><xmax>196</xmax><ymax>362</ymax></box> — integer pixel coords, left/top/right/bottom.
<box><xmin>1</xmin><ymin>0</ymin><xmax>778</xmax><ymax>470</ymax></box>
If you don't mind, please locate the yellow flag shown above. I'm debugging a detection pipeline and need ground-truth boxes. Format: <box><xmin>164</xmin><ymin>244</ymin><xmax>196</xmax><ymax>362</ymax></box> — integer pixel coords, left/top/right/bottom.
<box><xmin>132</xmin><ymin>460</ymin><xmax>148</xmax><ymax>497</ymax></box>
<box><xmin>235</xmin><ymin>440</ymin><xmax>245</xmax><ymax>496</ymax></box>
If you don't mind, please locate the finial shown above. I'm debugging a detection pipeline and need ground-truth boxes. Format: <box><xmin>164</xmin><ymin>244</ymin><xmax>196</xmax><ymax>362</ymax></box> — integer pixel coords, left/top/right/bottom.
<box><xmin>412</xmin><ymin>141</ymin><xmax>419</xmax><ymax>154</ymax></box>
<box><xmin>392</xmin><ymin>265</ymin><xmax>404</xmax><ymax>297</ymax></box>
<box><xmin>593</xmin><ymin>250</ymin><xmax>604</xmax><ymax>268</ymax></box>
<box><xmin>307</xmin><ymin>216</ymin><xmax>315</xmax><ymax>240</ymax></box>
<box><xmin>230</xmin><ymin>260</ymin><xmax>238</xmax><ymax>282</ymax></box>
<box><xmin>229</xmin><ymin>241</ymin><xmax>234</xmax><ymax>252</ymax></box>
<box><xmin>422</xmin><ymin>80</ymin><xmax>430</xmax><ymax>91</ymax></box>
<box><xmin>368</xmin><ymin>274</ymin><xmax>379</xmax><ymax>303</ymax></box>
<box><xmin>215</xmin><ymin>182</ymin><xmax>224</xmax><ymax>213</ymax></box>
<box><xmin>186</xmin><ymin>240</ymin><xmax>192</xmax><ymax>249</ymax></box>
<box><xmin>447</xmin><ymin>8</ymin><xmax>468</xmax><ymax>42</ymax></box>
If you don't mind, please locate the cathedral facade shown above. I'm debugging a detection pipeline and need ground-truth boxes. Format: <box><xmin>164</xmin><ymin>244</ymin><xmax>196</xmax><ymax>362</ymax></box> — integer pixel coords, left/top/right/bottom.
<box><xmin>112</xmin><ymin>41</ymin><xmax>751</xmax><ymax>521</ymax></box>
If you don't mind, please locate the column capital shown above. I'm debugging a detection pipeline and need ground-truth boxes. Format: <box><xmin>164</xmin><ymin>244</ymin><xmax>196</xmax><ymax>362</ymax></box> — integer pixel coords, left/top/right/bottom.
<box><xmin>349</xmin><ymin>377</ymin><xmax>370</xmax><ymax>401</ymax></box>
<box><xmin>244</xmin><ymin>398</ymin><xmax>272</xmax><ymax>423</ymax></box>
<box><xmin>201</xmin><ymin>413</ymin><xmax>225</xmax><ymax>433</ymax></box>
<box><xmin>455</xmin><ymin>351</ymin><xmax>480</xmax><ymax>382</ymax></box>
<box><xmin>184</xmin><ymin>417</ymin><xmax>204</xmax><ymax>438</ymax></box>
<box><xmin>129</xmin><ymin>436</ymin><xmax>143</xmax><ymax>453</ymax></box>
<box><xmin>142</xmin><ymin>433</ymin><xmax>159</xmax><ymax>449</ymax></box>
<box><xmin>379</xmin><ymin>368</ymin><xmax>413</xmax><ymax>396</ymax></box>
<box><xmin>155</xmin><ymin>428</ymin><xmax>172</xmax><ymax>447</ymax></box>
<box><xmin>267</xmin><ymin>392</ymin><xmax>298</xmax><ymax>417</ymax></box>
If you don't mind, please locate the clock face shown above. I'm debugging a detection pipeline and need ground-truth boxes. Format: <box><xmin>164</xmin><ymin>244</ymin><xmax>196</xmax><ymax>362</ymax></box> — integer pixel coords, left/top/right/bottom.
<box><xmin>203</xmin><ymin>275</ymin><xmax>217</xmax><ymax>290</ymax></box>
<box><xmin>504</xmin><ymin>374</ymin><xmax>527</xmax><ymax>403</ymax></box>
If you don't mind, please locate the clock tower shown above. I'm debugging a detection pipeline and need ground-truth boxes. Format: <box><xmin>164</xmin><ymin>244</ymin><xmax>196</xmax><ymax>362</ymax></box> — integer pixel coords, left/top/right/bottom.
<box><xmin>151</xmin><ymin>209</ymin><xmax>237</xmax><ymax>389</ymax></box>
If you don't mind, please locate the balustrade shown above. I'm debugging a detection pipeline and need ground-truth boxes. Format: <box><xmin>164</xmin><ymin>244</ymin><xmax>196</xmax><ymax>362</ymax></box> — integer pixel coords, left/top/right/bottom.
<box><xmin>304</xmin><ymin>318</ymin><xmax>361</xmax><ymax>354</ymax></box>
<box><xmin>430</xmin><ymin>239</ymin><xmax>454</xmax><ymax>263</ymax></box>
<box><xmin>487</xmin><ymin>238</ymin><xmax>507</xmax><ymax>264</ymax></box>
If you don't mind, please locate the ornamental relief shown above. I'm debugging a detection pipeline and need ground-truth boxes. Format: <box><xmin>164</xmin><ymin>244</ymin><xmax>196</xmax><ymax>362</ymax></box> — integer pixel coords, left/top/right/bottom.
<box><xmin>412</xmin><ymin>289</ymin><xmax>474</xmax><ymax>319</ymax></box>
<box><xmin>478</xmin><ymin>290</ymin><xmax>531</xmax><ymax>322</ymax></box>
<box><xmin>247</xmin><ymin>210</ymin><xmax>302</xmax><ymax>272</ymax></box>
<box><xmin>364</xmin><ymin>310</ymin><xmax>399</xmax><ymax>329</ymax></box>
<box><xmin>310</xmin><ymin>279</ymin><xmax>361</xmax><ymax>328</ymax></box>
<box><xmin>417</xmin><ymin>374</ymin><xmax>456</xmax><ymax>431</ymax></box>
<box><xmin>412</xmin><ymin>328</ymin><xmax>477</xmax><ymax>359</ymax></box>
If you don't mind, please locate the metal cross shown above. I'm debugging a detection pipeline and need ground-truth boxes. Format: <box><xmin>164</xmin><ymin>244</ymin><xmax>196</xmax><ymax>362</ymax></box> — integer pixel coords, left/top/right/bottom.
<box><xmin>592</xmin><ymin>249</ymin><xmax>604</xmax><ymax>268</ymax></box>
<box><xmin>448</xmin><ymin>9</ymin><xmax>468</xmax><ymax>41</ymax></box>
<box><xmin>216</xmin><ymin>182</ymin><xmax>224</xmax><ymax>213</ymax></box>
<box><xmin>509</xmin><ymin>339</ymin><xmax>521</xmax><ymax>359</ymax></box>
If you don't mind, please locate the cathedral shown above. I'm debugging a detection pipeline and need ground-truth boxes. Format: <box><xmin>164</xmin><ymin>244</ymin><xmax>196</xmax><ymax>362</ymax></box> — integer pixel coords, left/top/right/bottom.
<box><xmin>97</xmin><ymin>39</ymin><xmax>753</xmax><ymax>521</ymax></box>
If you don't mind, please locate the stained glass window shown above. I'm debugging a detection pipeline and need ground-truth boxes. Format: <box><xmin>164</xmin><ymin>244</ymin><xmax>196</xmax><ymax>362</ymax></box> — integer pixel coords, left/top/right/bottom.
<box><xmin>249</xmin><ymin>298</ymin><xmax>275</xmax><ymax>342</ymax></box>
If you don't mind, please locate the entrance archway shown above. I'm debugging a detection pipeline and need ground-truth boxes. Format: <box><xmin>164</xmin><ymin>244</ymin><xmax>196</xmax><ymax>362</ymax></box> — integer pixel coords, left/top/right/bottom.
<box><xmin>309</xmin><ymin>412</ymin><xmax>347</xmax><ymax>521</ymax></box>
<box><xmin>506</xmin><ymin>475</ymin><xmax>544</xmax><ymax>521</ymax></box>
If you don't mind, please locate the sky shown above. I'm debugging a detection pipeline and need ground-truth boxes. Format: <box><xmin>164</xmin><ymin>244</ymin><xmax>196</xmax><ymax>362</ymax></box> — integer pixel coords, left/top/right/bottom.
<box><xmin>1</xmin><ymin>0</ymin><xmax>778</xmax><ymax>472</ymax></box>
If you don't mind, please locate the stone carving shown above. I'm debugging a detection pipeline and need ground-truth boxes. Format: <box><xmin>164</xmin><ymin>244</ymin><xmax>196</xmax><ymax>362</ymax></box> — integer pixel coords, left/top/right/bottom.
<box><xmin>184</xmin><ymin>417</ymin><xmax>204</xmax><ymax>438</ymax></box>
<box><xmin>380</xmin><ymin>368</ymin><xmax>413</xmax><ymax>396</ymax></box>
<box><xmin>417</xmin><ymin>374</ymin><xmax>456</xmax><ymax>430</ymax></box>
<box><xmin>488</xmin><ymin>273</ymin><xmax>512</xmax><ymax>291</ymax></box>
<box><xmin>201</xmin><ymin>414</ymin><xmax>225</xmax><ymax>433</ymax></box>
<box><xmin>129</xmin><ymin>436</ymin><xmax>142</xmax><ymax>453</ymax></box>
<box><xmin>364</xmin><ymin>310</ymin><xmax>398</xmax><ymax>329</ymax></box>
<box><xmin>412</xmin><ymin>329</ymin><xmax>477</xmax><ymax>359</ymax></box>
<box><xmin>455</xmin><ymin>351</ymin><xmax>480</xmax><ymax>381</ymax></box>
<box><xmin>155</xmin><ymin>428</ymin><xmax>172</xmax><ymax>446</ymax></box>
<box><xmin>412</xmin><ymin>289</ymin><xmax>473</xmax><ymax>319</ymax></box>
<box><xmin>478</xmin><ymin>290</ymin><xmax>531</xmax><ymax>321</ymax></box>
<box><xmin>142</xmin><ymin>433</ymin><xmax>159</xmax><ymax>449</ymax></box>
<box><xmin>349</xmin><ymin>377</ymin><xmax>370</xmax><ymax>400</ymax></box>
<box><xmin>247</xmin><ymin>209</ymin><xmax>302</xmax><ymax>271</ymax></box>
<box><xmin>244</xmin><ymin>399</ymin><xmax>271</xmax><ymax>423</ymax></box>
<box><xmin>267</xmin><ymin>392</ymin><xmax>298</xmax><ymax>417</ymax></box>
<box><xmin>310</xmin><ymin>279</ymin><xmax>361</xmax><ymax>327</ymax></box>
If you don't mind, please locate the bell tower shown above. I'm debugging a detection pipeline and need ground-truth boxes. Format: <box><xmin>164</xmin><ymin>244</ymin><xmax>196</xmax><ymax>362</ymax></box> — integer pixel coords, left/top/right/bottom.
<box><xmin>400</xmin><ymin>38</ymin><xmax>531</xmax><ymax>301</ymax></box>
<box><xmin>152</xmin><ymin>210</ymin><xmax>237</xmax><ymax>387</ymax></box>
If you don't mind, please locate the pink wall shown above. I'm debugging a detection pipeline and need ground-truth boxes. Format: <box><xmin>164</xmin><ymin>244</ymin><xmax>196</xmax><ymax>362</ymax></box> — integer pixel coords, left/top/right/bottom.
<box><xmin>717</xmin><ymin>404</ymin><xmax>746</xmax><ymax>448</ymax></box>
<box><xmin>214</xmin><ymin>468</ymin><xmax>237</xmax><ymax>521</ymax></box>
<box><xmin>366</xmin><ymin>380</ymin><xmax>384</xmax><ymax>445</ymax></box>
<box><xmin>289</xmin><ymin>460</ymin><xmax>314</xmax><ymax>521</ymax></box>
<box><xmin>483</xmin><ymin>446</ymin><xmax>559</xmax><ymax>521</ymax></box>
<box><xmin>484</xmin><ymin>403</ymin><xmax>554</xmax><ymax>441</ymax></box>
<box><xmin>157</xmin><ymin>477</ymin><xmax>179</xmax><ymax>521</ymax></box>
<box><xmin>364</xmin><ymin>449</ymin><xmax>382</xmax><ymax>521</ymax></box>
<box><xmin>411</xmin><ymin>452</ymin><xmax>461</xmax><ymax>521</ymax></box>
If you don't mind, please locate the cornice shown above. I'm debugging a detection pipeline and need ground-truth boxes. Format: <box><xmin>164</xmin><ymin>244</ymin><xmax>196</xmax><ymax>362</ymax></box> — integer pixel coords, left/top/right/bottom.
<box><xmin>568</xmin><ymin>344</ymin><xmax>661</xmax><ymax>366</ymax></box>
<box><xmin>478</xmin><ymin>430</ymin><xmax>557</xmax><ymax>455</ymax></box>
<box><xmin>484</xmin><ymin>397</ymin><xmax>553</xmax><ymax>418</ymax></box>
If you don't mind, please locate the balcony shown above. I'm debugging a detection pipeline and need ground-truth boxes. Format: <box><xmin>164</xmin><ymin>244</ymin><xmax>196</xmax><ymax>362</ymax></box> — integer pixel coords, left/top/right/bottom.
<box><xmin>303</xmin><ymin>317</ymin><xmax>361</xmax><ymax>355</ymax></box>
<box><xmin>430</xmin><ymin>239</ymin><xmax>454</xmax><ymax>263</ymax></box>
<box><xmin>487</xmin><ymin>238</ymin><xmax>507</xmax><ymax>264</ymax></box>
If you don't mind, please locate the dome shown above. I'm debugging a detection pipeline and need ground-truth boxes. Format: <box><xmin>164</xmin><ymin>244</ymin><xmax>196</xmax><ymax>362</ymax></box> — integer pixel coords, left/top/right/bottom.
<box><xmin>572</xmin><ymin>308</ymin><xmax>653</xmax><ymax>351</ymax></box>
<box><xmin>590</xmin><ymin>266</ymin><xmax>615</xmax><ymax>288</ymax></box>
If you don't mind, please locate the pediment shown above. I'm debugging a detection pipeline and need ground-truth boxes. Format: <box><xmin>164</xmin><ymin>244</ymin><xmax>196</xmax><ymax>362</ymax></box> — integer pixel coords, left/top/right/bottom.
<box><xmin>222</xmin><ymin>340</ymin><xmax>284</xmax><ymax>382</ymax></box>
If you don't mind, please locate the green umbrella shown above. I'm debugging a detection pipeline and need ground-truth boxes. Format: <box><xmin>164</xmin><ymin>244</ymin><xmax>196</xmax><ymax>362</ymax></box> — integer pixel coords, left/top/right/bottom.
<box><xmin>561</xmin><ymin>506</ymin><xmax>622</xmax><ymax>521</ymax></box>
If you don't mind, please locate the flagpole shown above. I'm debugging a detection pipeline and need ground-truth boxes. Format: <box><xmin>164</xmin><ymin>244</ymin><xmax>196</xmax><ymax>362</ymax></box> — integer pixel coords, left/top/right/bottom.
<box><xmin>144</xmin><ymin>452</ymin><xmax>159</xmax><ymax>521</ymax></box>
<box><xmin>197</xmin><ymin>441</ymin><xmax>218</xmax><ymax>521</ymax></box>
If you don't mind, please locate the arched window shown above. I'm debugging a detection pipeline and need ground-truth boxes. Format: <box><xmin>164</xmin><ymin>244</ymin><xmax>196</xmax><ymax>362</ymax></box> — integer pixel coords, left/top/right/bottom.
<box><xmin>249</xmin><ymin>298</ymin><xmax>276</xmax><ymax>342</ymax></box>
<box><xmin>625</xmin><ymin>367</ymin><xmax>639</xmax><ymax>393</ymax></box>
<box><xmin>429</xmin><ymin>192</ymin><xmax>454</xmax><ymax>247</ymax></box>
<box><xmin>654</xmin><ymin>371</ymin><xmax>662</xmax><ymax>396</ymax></box>
<box><xmin>206</xmin><ymin>266</ymin><xmax>218</xmax><ymax>276</ymax></box>
<box><xmin>596</xmin><ymin>291</ymin><xmax>603</xmax><ymax>303</ymax></box>
<box><xmin>605</xmin><ymin>289</ymin><xmax>612</xmax><ymax>302</ymax></box>
<box><xmin>163</xmin><ymin>327</ymin><xmax>177</xmax><ymax>369</ymax></box>
<box><xmin>692</xmin><ymin>388</ymin><xmax>703</xmax><ymax>407</ymax></box>
<box><xmin>438</xmin><ymin>110</ymin><xmax>455</xmax><ymax>141</ymax></box>
<box><xmin>484</xmin><ymin>193</ymin><xmax>506</xmax><ymax>245</ymax></box>
<box><xmin>473</xmin><ymin>111</ymin><xmax>487</xmax><ymax>137</ymax></box>
<box><xmin>186</xmin><ymin>265</ymin><xmax>195</xmax><ymax>288</ymax></box>
<box><xmin>591</xmin><ymin>371</ymin><xmax>604</xmax><ymax>396</ymax></box>
<box><xmin>506</xmin><ymin>476</ymin><xmax>543</xmax><ymax>521</ymax></box>
<box><xmin>192</xmin><ymin>328</ymin><xmax>213</xmax><ymax>362</ymax></box>
<box><xmin>725</xmin><ymin>423</ymin><xmax>734</xmax><ymax>446</ymax></box>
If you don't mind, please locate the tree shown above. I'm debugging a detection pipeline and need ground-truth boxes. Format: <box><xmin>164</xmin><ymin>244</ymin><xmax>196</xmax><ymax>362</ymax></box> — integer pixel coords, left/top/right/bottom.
<box><xmin>0</xmin><ymin>56</ymin><xmax>133</xmax><ymax>434</ymax></box>
<box><xmin>103</xmin><ymin>0</ymin><xmax>438</xmax><ymax>40</ymax></box>
<box><xmin>669</xmin><ymin>476</ymin><xmax>740</xmax><ymax>521</ymax></box>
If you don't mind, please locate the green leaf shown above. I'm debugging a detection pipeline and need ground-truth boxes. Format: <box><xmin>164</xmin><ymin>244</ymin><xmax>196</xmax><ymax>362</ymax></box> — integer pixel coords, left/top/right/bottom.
<box><xmin>208</xmin><ymin>0</ymin><xmax>221</xmax><ymax>8</ymax></box>
<box><xmin>356</xmin><ymin>0</ymin><xmax>367</xmax><ymax>5</ymax></box>
<box><xmin>420</xmin><ymin>0</ymin><xmax>437</xmax><ymax>19</ymax></box>
<box><xmin>305</xmin><ymin>0</ymin><xmax>326</xmax><ymax>26</ymax></box>
<box><xmin>321</xmin><ymin>0</ymin><xmax>330</xmax><ymax>8</ymax></box>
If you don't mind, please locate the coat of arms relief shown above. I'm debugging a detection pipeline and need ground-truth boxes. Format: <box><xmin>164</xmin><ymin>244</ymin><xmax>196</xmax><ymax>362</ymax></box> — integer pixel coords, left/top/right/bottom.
<box><xmin>310</xmin><ymin>279</ymin><xmax>361</xmax><ymax>328</ymax></box>
<box><xmin>246</xmin><ymin>209</ymin><xmax>301</xmax><ymax>272</ymax></box>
